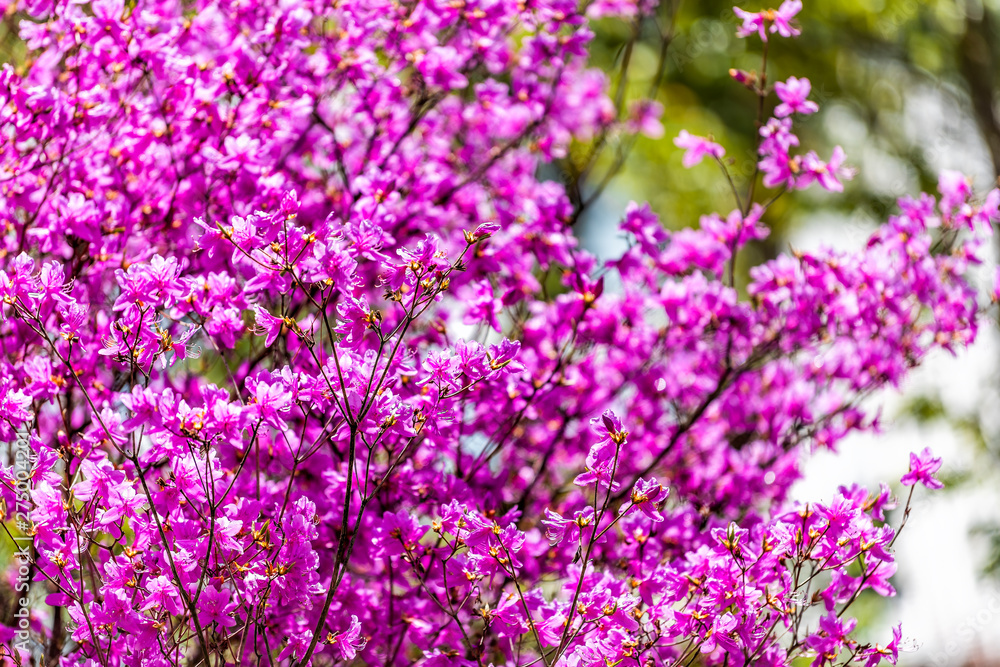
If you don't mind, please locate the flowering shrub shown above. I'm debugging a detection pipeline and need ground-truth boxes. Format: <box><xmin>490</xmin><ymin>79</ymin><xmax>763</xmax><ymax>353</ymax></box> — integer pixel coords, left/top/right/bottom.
<box><xmin>0</xmin><ymin>0</ymin><xmax>997</xmax><ymax>665</ymax></box>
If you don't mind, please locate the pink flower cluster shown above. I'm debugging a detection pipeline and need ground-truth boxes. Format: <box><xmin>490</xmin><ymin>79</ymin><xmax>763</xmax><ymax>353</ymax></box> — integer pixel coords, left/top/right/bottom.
<box><xmin>0</xmin><ymin>0</ymin><xmax>995</xmax><ymax>666</ymax></box>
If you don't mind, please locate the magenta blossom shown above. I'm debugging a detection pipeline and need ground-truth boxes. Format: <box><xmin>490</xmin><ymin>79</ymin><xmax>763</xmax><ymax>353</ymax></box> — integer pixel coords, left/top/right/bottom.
<box><xmin>938</xmin><ymin>170</ymin><xmax>972</xmax><ymax>214</ymax></box>
<box><xmin>863</xmin><ymin>623</ymin><xmax>903</xmax><ymax>667</ymax></box>
<box><xmin>734</xmin><ymin>1</ymin><xmax>802</xmax><ymax>41</ymax></box>
<box><xmin>0</xmin><ymin>0</ymin><xmax>989</xmax><ymax>664</ymax></box>
<box><xmin>141</xmin><ymin>576</ymin><xmax>183</xmax><ymax>616</ymax></box>
<box><xmin>197</xmin><ymin>587</ymin><xmax>238</xmax><ymax>629</ymax></box>
<box><xmin>626</xmin><ymin>477</ymin><xmax>667</xmax><ymax>522</ymax></box>
<box><xmin>253</xmin><ymin>305</ymin><xmax>285</xmax><ymax>347</ymax></box>
<box><xmin>900</xmin><ymin>447</ymin><xmax>944</xmax><ymax>489</ymax></box>
<box><xmin>774</xmin><ymin>76</ymin><xmax>819</xmax><ymax>117</ymax></box>
<box><xmin>797</xmin><ymin>146</ymin><xmax>854</xmax><ymax>192</ymax></box>
<box><xmin>330</xmin><ymin>615</ymin><xmax>367</xmax><ymax>660</ymax></box>
<box><xmin>701</xmin><ymin>612</ymin><xmax>744</xmax><ymax>666</ymax></box>
<box><xmin>674</xmin><ymin>130</ymin><xmax>726</xmax><ymax>167</ymax></box>
<box><xmin>627</xmin><ymin>100</ymin><xmax>665</xmax><ymax>138</ymax></box>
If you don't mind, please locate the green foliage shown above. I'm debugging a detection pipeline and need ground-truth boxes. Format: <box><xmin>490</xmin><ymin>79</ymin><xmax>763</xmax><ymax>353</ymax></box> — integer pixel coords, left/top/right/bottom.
<box><xmin>578</xmin><ymin>0</ymin><xmax>1000</xmax><ymax>249</ymax></box>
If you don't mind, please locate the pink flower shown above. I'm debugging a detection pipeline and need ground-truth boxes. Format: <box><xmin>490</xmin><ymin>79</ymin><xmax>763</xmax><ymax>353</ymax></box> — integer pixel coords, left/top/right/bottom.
<box><xmin>197</xmin><ymin>587</ymin><xmax>237</xmax><ymax>628</ymax></box>
<box><xmin>759</xmin><ymin>117</ymin><xmax>799</xmax><ymax>155</ymax></box>
<box><xmin>488</xmin><ymin>338</ymin><xmax>522</xmax><ymax>372</ymax></box>
<box><xmin>217</xmin><ymin>134</ymin><xmax>262</xmax><ymax>172</ymax></box>
<box><xmin>246</xmin><ymin>372</ymin><xmax>293</xmax><ymax>428</ymax></box>
<box><xmin>701</xmin><ymin>612</ymin><xmax>743</xmax><ymax>665</ymax></box>
<box><xmin>330</xmin><ymin>615</ymin><xmax>366</xmax><ymax>661</ymax></box>
<box><xmin>470</xmin><ymin>221</ymin><xmax>500</xmax><ymax>241</ymax></box>
<box><xmin>0</xmin><ymin>387</ymin><xmax>32</xmax><ymax>425</ymax></box>
<box><xmin>253</xmin><ymin>305</ymin><xmax>285</xmax><ymax>347</ymax></box>
<box><xmin>373</xmin><ymin>511</ymin><xmax>429</xmax><ymax>557</ymax></box>
<box><xmin>774</xmin><ymin>76</ymin><xmax>819</xmax><ymax>117</ymax></box>
<box><xmin>734</xmin><ymin>1</ymin><xmax>802</xmax><ymax>41</ymax></box>
<box><xmin>807</xmin><ymin>614</ymin><xmax>857</xmax><ymax>662</ymax></box>
<box><xmin>586</xmin><ymin>0</ymin><xmax>641</xmax><ymax>18</ymax></box>
<box><xmin>278</xmin><ymin>631</ymin><xmax>313</xmax><ymax>662</ymax></box>
<box><xmin>621</xmin><ymin>201</ymin><xmax>668</xmax><ymax>254</ymax></box>
<box><xmin>859</xmin><ymin>624</ymin><xmax>904</xmax><ymax>667</ymax></box>
<box><xmin>900</xmin><ymin>447</ymin><xmax>943</xmax><ymax>489</ymax></box>
<box><xmin>627</xmin><ymin>477</ymin><xmax>667</xmax><ymax>522</ymax></box>
<box><xmin>674</xmin><ymin>130</ymin><xmax>725</xmax><ymax>168</ymax></box>
<box><xmin>337</xmin><ymin>297</ymin><xmax>377</xmax><ymax>344</ymax></box>
<box><xmin>627</xmin><ymin>100</ymin><xmax>664</xmax><ymax>138</ymax></box>
<box><xmin>574</xmin><ymin>411</ymin><xmax>628</xmax><ymax>491</ymax></box>
<box><xmin>141</xmin><ymin>576</ymin><xmax>183</xmax><ymax>616</ymax></box>
<box><xmin>759</xmin><ymin>152</ymin><xmax>794</xmax><ymax>189</ymax></box>
<box><xmin>938</xmin><ymin>170</ymin><xmax>972</xmax><ymax>214</ymax></box>
<box><xmin>797</xmin><ymin>146</ymin><xmax>853</xmax><ymax>192</ymax></box>
<box><xmin>418</xmin><ymin>46</ymin><xmax>468</xmax><ymax>90</ymax></box>
<box><xmin>868</xmin><ymin>482</ymin><xmax>897</xmax><ymax>521</ymax></box>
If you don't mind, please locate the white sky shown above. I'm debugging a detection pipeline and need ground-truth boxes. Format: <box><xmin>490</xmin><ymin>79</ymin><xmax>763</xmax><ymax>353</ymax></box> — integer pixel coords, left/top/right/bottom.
<box><xmin>789</xmin><ymin>217</ymin><xmax>1000</xmax><ymax>665</ymax></box>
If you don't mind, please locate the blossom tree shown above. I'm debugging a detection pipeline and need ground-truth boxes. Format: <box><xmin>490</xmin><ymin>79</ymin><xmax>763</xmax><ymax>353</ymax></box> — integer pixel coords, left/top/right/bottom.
<box><xmin>0</xmin><ymin>0</ymin><xmax>996</xmax><ymax>665</ymax></box>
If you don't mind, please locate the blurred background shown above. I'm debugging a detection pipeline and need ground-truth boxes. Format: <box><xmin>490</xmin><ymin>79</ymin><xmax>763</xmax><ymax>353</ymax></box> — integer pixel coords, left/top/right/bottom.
<box><xmin>570</xmin><ymin>0</ymin><xmax>1000</xmax><ymax>664</ymax></box>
